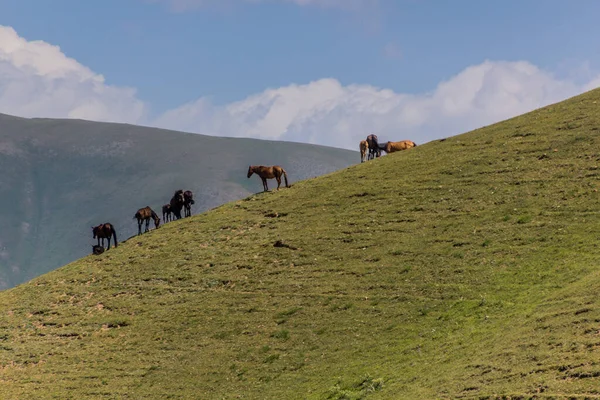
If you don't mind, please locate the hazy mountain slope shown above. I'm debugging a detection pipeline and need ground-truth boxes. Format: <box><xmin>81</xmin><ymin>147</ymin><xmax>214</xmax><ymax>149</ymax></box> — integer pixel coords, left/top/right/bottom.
<box><xmin>0</xmin><ymin>88</ymin><xmax>598</xmax><ymax>399</ymax></box>
<box><xmin>0</xmin><ymin>114</ymin><xmax>357</xmax><ymax>289</ymax></box>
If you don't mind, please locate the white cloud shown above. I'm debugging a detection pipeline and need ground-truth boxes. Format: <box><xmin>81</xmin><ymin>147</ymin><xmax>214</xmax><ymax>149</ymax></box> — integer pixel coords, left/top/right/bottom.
<box><xmin>154</xmin><ymin>60</ymin><xmax>600</xmax><ymax>149</ymax></box>
<box><xmin>0</xmin><ymin>26</ymin><xmax>145</xmax><ymax>124</ymax></box>
<box><xmin>1</xmin><ymin>24</ymin><xmax>600</xmax><ymax>152</ymax></box>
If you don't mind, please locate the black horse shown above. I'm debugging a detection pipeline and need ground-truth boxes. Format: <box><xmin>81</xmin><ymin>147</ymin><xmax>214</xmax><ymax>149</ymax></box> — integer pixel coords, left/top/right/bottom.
<box><xmin>169</xmin><ymin>190</ymin><xmax>185</xmax><ymax>220</ymax></box>
<box><xmin>183</xmin><ymin>190</ymin><xmax>195</xmax><ymax>218</ymax></box>
<box><xmin>366</xmin><ymin>134</ymin><xmax>381</xmax><ymax>160</ymax></box>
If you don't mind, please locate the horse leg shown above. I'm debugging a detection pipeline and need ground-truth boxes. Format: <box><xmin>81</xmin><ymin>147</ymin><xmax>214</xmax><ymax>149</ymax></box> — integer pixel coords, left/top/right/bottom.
<box><xmin>262</xmin><ymin>178</ymin><xmax>268</xmax><ymax>192</ymax></box>
<box><xmin>145</xmin><ymin>218</ymin><xmax>150</xmax><ymax>233</ymax></box>
<box><xmin>107</xmin><ymin>236</ymin><xmax>111</xmax><ymax>250</ymax></box>
<box><xmin>276</xmin><ymin>176</ymin><xmax>281</xmax><ymax>190</ymax></box>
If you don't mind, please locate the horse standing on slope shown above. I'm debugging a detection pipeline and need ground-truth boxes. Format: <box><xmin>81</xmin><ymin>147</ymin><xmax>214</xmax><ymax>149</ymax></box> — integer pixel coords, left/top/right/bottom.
<box><xmin>162</xmin><ymin>204</ymin><xmax>172</xmax><ymax>222</ymax></box>
<box><xmin>366</xmin><ymin>134</ymin><xmax>381</xmax><ymax>160</ymax></box>
<box><xmin>359</xmin><ymin>140</ymin><xmax>369</xmax><ymax>163</ymax></box>
<box><xmin>247</xmin><ymin>165</ymin><xmax>289</xmax><ymax>192</ymax></box>
<box><xmin>134</xmin><ymin>206</ymin><xmax>161</xmax><ymax>235</ymax></box>
<box><xmin>169</xmin><ymin>190</ymin><xmax>185</xmax><ymax>220</ymax></box>
<box><xmin>183</xmin><ymin>190</ymin><xmax>195</xmax><ymax>218</ymax></box>
<box><xmin>92</xmin><ymin>223</ymin><xmax>118</xmax><ymax>249</ymax></box>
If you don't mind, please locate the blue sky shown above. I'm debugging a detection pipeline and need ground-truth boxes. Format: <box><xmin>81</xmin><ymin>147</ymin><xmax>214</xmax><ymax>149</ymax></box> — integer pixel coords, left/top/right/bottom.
<box><xmin>0</xmin><ymin>0</ymin><xmax>599</xmax><ymax>149</ymax></box>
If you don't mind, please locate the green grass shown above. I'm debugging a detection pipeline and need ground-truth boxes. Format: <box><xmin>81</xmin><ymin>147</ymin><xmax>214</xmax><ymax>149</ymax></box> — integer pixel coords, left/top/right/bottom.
<box><xmin>0</xmin><ymin>88</ymin><xmax>599</xmax><ymax>399</ymax></box>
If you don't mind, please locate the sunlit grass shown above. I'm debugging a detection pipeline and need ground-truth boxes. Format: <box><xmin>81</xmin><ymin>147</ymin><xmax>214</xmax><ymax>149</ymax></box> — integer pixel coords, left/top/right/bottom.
<box><xmin>0</xmin><ymin>89</ymin><xmax>599</xmax><ymax>398</ymax></box>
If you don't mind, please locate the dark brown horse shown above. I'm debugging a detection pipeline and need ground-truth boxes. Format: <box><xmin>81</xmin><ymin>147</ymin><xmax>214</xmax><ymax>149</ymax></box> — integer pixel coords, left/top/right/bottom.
<box><xmin>134</xmin><ymin>206</ymin><xmax>160</xmax><ymax>235</ymax></box>
<box><xmin>162</xmin><ymin>204</ymin><xmax>172</xmax><ymax>222</ymax></box>
<box><xmin>247</xmin><ymin>165</ymin><xmax>289</xmax><ymax>192</ymax></box>
<box><xmin>169</xmin><ymin>190</ymin><xmax>185</xmax><ymax>220</ymax></box>
<box><xmin>92</xmin><ymin>223</ymin><xmax>118</xmax><ymax>249</ymax></box>
<box><xmin>183</xmin><ymin>190</ymin><xmax>195</xmax><ymax>218</ymax></box>
<box><xmin>366</xmin><ymin>134</ymin><xmax>381</xmax><ymax>160</ymax></box>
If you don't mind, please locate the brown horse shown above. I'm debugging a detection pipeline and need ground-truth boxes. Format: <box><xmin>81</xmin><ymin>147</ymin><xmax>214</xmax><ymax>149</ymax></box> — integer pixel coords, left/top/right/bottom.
<box><xmin>366</xmin><ymin>134</ymin><xmax>380</xmax><ymax>160</ymax></box>
<box><xmin>162</xmin><ymin>204</ymin><xmax>172</xmax><ymax>222</ymax></box>
<box><xmin>169</xmin><ymin>190</ymin><xmax>185</xmax><ymax>220</ymax></box>
<box><xmin>134</xmin><ymin>206</ymin><xmax>160</xmax><ymax>235</ymax></box>
<box><xmin>183</xmin><ymin>190</ymin><xmax>195</xmax><ymax>218</ymax></box>
<box><xmin>359</xmin><ymin>140</ymin><xmax>368</xmax><ymax>163</ymax></box>
<box><xmin>383</xmin><ymin>140</ymin><xmax>417</xmax><ymax>154</ymax></box>
<box><xmin>247</xmin><ymin>165</ymin><xmax>289</xmax><ymax>192</ymax></box>
<box><xmin>92</xmin><ymin>223</ymin><xmax>118</xmax><ymax>249</ymax></box>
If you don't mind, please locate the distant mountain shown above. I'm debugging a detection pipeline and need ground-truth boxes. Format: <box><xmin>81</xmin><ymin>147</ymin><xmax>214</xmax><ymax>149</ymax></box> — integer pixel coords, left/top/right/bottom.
<box><xmin>0</xmin><ymin>113</ymin><xmax>357</xmax><ymax>289</ymax></box>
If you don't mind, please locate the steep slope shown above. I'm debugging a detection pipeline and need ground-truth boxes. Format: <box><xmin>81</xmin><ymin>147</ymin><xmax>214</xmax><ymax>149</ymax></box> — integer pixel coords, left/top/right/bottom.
<box><xmin>0</xmin><ymin>115</ymin><xmax>356</xmax><ymax>289</ymax></box>
<box><xmin>0</xmin><ymin>88</ymin><xmax>599</xmax><ymax>399</ymax></box>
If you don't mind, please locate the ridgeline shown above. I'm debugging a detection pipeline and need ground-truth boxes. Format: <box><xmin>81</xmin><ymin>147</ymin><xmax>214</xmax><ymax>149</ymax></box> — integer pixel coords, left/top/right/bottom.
<box><xmin>0</xmin><ymin>88</ymin><xmax>599</xmax><ymax>399</ymax></box>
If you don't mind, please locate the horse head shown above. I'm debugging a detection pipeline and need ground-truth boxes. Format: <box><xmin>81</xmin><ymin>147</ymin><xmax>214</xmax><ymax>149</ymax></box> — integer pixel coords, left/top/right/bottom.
<box><xmin>247</xmin><ymin>165</ymin><xmax>254</xmax><ymax>178</ymax></box>
<box><xmin>184</xmin><ymin>190</ymin><xmax>195</xmax><ymax>204</ymax></box>
<box><xmin>154</xmin><ymin>216</ymin><xmax>161</xmax><ymax>229</ymax></box>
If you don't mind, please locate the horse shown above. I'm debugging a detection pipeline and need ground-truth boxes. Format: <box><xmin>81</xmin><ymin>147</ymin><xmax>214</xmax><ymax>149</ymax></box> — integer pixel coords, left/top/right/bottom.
<box><xmin>169</xmin><ymin>190</ymin><xmax>185</xmax><ymax>220</ymax></box>
<box><xmin>92</xmin><ymin>223</ymin><xmax>118</xmax><ymax>249</ymax></box>
<box><xmin>162</xmin><ymin>204</ymin><xmax>172</xmax><ymax>223</ymax></box>
<box><xmin>183</xmin><ymin>190</ymin><xmax>195</xmax><ymax>218</ymax></box>
<box><xmin>366</xmin><ymin>134</ymin><xmax>381</xmax><ymax>160</ymax></box>
<box><xmin>359</xmin><ymin>140</ymin><xmax>369</xmax><ymax>163</ymax></box>
<box><xmin>134</xmin><ymin>206</ymin><xmax>160</xmax><ymax>235</ymax></box>
<box><xmin>383</xmin><ymin>140</ymin><xmax>417</xmax><ymax>154</ymax></box>
<box><xmin>247</xmin><ymin>165</ymin><xmax>289</xmax><ymax>192</ymax></box>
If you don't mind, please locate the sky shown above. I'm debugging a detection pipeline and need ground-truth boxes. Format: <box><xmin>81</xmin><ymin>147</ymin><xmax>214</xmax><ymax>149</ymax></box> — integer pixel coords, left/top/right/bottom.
<box><xmin>0</xmin><ymin>0</ymin><xmax>600</xmax><ymax>150</ymax></box>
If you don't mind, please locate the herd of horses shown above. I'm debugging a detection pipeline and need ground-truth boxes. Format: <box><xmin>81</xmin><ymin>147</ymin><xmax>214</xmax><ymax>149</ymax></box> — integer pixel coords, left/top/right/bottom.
<box><xmin>90</xmin><ymin>165</ymin><xmax>292</xmax><ymax>254</ymax></box>
<box><xmin>91</xmin><ymin>189</ymin><xmax>195</xmax><ymax>253</ymax></box>
<box><xmin>359</xmin><ymin>134</ymin><xmax>417</xmax><ymax>163</ymax></box>
<box><xmin>90</xmin><ymin>136</ymin><xmax>414</xmax><ymax>255</ymax></box>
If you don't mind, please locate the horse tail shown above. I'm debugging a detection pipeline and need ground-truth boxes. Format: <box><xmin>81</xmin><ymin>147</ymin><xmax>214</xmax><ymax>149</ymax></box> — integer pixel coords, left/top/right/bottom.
<box><xmin>112</xmin><ymin>227</ymin><xmax>118</xmax><ymax>248</ymax></box>
<box><xmin>282</xmin><ymin>168</ymin><xmax>289</xmax><ymax>188</ymax></box>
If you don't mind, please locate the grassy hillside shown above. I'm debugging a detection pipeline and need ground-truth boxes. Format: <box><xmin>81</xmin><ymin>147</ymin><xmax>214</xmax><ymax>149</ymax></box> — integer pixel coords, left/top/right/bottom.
<box><xmin>0</xmin><ymin>115</ymin><xmax>356</xmax><ymax>289</ymax></box>
<box><xmin>0</xmin><ymin>88</ymin><xmax>599</xmax><ymax>399</ymax></box>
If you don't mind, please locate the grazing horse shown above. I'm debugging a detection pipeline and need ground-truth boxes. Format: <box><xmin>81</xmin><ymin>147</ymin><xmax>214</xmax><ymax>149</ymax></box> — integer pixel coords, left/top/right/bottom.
<box><xmin>247</xmin><ymin>165</ymin><xmax>289</xmax><ymax>192</ymax></box>
<box><xmin>183</xmin><ymin>190</ymin><xmax>195</xmax><ymax>218</ymax></box>
<box><xmin>92</xmin><ymin>223</ymin><xmax>118</xmax><ymax>249</ymax></box>
<box><xmin>169</xmin><ymin>190</ymin><xmax>185</xmax><ymax>220</ymax></box>
<box><xmin>383</xmin><ymin>140</ymin><xmax>417</xmax><ymax>154</ymax></box>
<box><xmin>162</xmin><ymin>204</ymin><xmax>172</xmax><ymax>222</ymax></box>
<box><xmin>134</xmin><ymin>206</ymin><xmax>160</xmax><ymax>235</ymax></box>
<box><xmin>366</xmin><ymin>134</ymin><xmax>381</xmax><ymax>160</ymax></box>
<box><xmin>359</xmin><ymin>140</ymin><xmax>369</xmax><ymax>163</ymax></box>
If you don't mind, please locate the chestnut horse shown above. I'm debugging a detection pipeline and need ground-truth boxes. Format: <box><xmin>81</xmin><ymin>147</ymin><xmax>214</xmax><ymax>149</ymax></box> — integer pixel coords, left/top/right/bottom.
<box><xmin>366</xmin><ymin>134</ymin><xmax>381</xmax><ymax>160</ymax></box>
<box><xmin>92</xmin><ymin>223</ymin><xmax>118</xmax><ymax>249</ymax></box>
<box><xmin>134</xmin><ymin>206</ymin><xmax>161</xmax><ymax>235</ymax></box>
<box><xmin>183</xmin><ymin>190</ymin><xmax>195</xmax><ymax>218</ymax></box>
<box><xmin>162</xmin><ymin>204</ymin><xmax>172</xmax><ymax>222</ymax></box>
<box><xmin>383</xmin><ymin>140</ymin><xmax>417</xmax><ymax>154</ymax></box>
<box><xmin>247</xmin><ymin>165</ymin><xmax>289</xmax><ymax>192</ymax></box>
<box><xmin>359</xmin><ymin>140</ymin><xmax>368</xmax><ymax>163</ymax></box>
<box><xmin>169</xmin><ymin>190</ymin><xmax>185</xmax><ymax>220</ymax></box>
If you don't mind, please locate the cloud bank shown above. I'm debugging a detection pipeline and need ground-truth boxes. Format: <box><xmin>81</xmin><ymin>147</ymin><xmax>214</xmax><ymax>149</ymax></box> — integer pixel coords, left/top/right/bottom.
<box><xmin>0</xmin><ymin>25</ymin><xmax>599</xmax><ymax>151</ymax></box>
